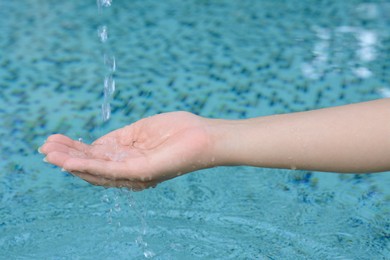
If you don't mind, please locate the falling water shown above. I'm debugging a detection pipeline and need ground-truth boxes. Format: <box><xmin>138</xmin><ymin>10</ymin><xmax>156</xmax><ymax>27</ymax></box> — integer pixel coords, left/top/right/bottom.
<box><xmin>97</xmin><ymin>0</ymin><xmax>115</xmax><ymax>122</ymax></box>
<box><xmin>96</xmin><ymin>1</ymin><xmax>154</xmax><ymax>258</ymax></box>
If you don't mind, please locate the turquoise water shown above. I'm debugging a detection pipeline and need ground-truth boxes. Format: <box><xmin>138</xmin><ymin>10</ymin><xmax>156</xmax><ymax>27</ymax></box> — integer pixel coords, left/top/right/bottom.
<box><xmin>1</xmin><ymin>0</ymin><xmax>390</xmax><ymax>259</ymax></box>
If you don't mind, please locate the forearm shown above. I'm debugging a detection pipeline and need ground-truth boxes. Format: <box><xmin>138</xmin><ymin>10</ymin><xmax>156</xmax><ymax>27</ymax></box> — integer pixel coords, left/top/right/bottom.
<box><xmin>209</xmin><ymin>99</ymin><xmax>390</xmax><ymax>173</ymax></box>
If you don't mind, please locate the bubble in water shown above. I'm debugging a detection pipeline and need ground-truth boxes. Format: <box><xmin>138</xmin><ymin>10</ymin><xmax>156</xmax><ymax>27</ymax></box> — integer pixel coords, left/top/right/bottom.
<box><xmin>104</xmin><ymin>75</ymin><xmax>115</xmax><ymax>97</ymax></box>
<box><xmin>97</xmin><ymin>25</ymin><xmax>108</xmax><ymax>42</ymax></box>
<box><xmin>102</xmin><ymin>102</ymin><xmax>111</xmax><ymax>121</ymax></box>
<box><xmin>104</xmin><ymin>54</ymin><xmax>116</xmax><ymax>72</ymax></box>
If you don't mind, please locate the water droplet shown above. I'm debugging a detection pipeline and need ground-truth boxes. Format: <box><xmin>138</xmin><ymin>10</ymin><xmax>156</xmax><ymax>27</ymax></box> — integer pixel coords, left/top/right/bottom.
<box><xmin>102</xmin><ymin>102</ymin><xmax>111</xmax><ymax>121</ymax></box>
<box><xmin>97</xmin><ymin>0</ymin><xmax>112</xmax><ymax>10</ymax></box>
<box><xmin>104</xmin><ymin>75</ymin><xmax>115</xmax><ymax>97</ymax></box>
<box><xmin>104</xmin><ymin>54</ymin><xmax>116</xmax><ymax>72</ymax></box>
<box><xmin>97</xmin><ymin>25</ymin><xmax>108</xmax><ymax>42</ymax></box>
<box><xmin>78</xmin><ymin>137</ymin><xmax>83</xmax><ymax>143</ymax></box>
<box><xmin>101</xmin><ymin>194</ymin><xmax>110</xmax><ymax>203</ymax></box>
<box><xmin>378</xmin><ymin>87</ymin><xmax>390</xmax><ymax>98</ymax></box>
<box><xmin>144</xmin><ymin>250</ymin><xmax>156</xmax><ymax>258</ymax></box>
<box><xmin>136</xmin><ymin>236</ymin><xmax>147</xmax><ymax>247</ymax></box>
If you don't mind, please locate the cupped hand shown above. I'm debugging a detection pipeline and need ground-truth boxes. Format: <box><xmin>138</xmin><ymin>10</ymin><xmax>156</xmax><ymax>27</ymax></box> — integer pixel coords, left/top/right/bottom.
<box><xmin>40</xmin><ymin>112</ymin><xmax>216</xmax><ymax>190</ymax></box>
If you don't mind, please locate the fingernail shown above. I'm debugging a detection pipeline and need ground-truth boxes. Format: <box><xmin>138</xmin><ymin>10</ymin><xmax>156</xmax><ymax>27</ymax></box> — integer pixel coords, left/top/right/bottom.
<box><xmin>43</xmin><ymin>157</ymin><xmax>48</xmax><ymax>163</ymax></box>
<box><xmin>38</xmin><ymin>147</ymin><xmax>43</xmax><ymax>154</ymax></box>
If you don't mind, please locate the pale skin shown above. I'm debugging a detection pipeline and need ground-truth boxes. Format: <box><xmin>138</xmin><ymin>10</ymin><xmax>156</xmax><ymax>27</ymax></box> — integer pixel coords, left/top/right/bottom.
<box><xmin>40</xmin><ymin>98</ymin><xmax>390</xmax><ymax>190</ymax></box>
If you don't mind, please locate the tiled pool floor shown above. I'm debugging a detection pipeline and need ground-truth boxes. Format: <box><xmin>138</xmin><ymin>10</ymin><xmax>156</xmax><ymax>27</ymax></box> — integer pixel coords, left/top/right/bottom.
<box><xmin>1</xmin><ymin>0</ymin><xmax>389</xmax><ymax>258</ymax></box>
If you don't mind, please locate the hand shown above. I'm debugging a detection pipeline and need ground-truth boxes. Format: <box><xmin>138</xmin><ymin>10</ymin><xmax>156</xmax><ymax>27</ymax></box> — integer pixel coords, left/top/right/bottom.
<box><xmin>40</xmin><ymin>112</ymin><xmax>215</xmax><ymax>190</ymax></box>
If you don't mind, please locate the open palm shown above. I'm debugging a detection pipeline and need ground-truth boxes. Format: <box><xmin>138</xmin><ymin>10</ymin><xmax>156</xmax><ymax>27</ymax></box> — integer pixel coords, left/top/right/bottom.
<box><xmin>40</xmin><ymin>112</ymin><xmax>214</xmax><ymax>190</ymax></box>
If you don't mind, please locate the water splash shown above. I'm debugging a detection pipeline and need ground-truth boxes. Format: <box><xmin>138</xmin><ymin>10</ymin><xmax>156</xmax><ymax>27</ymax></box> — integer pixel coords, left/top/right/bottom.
<box><xmin>124</xmin><ymin>190</ymin><xmax>156</xmax><ymax>258</ymax></box>
<box><xmin>101</xmin><ymin>189</ymin><xmax>156</xmax><ymax>258</ymax></box>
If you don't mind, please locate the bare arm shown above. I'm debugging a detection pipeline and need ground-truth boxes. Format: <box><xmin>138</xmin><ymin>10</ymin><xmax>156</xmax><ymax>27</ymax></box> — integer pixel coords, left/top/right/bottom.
<box><xmin>41</xmin><ymin>99</ymin><xmax>390</xmax><ymax>190</ymax></box>
<box><xmin>209</xmin><ymin>98</ymin><xmax>390</xmax><ymax>173</ymax></box>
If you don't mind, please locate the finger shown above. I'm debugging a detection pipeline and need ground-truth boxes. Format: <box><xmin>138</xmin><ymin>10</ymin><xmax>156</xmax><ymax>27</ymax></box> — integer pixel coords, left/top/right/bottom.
<box><xmin>43</xmin><ymin>141</ymin><xmax>128</xmax><ymax>162</ymax></box>
<box><xmin>62</xmin><ymin>157</ymin><xmax>143</xmax><ymax>180</ymax></box>
<box><xmin>46</xmin><ymin>134</ymin><xmax>77</xmax><ymax>145</ymax></box>
<box><xmin>70</xmin><ymin>171</ymin><xmax>157</xmax><ymax>191</ymax></box>
<box><xmin>40</xmin><ymin>141</ymin><xmax>74</xmax><ymax>155</ymax></box>
<box><xmin>45</xmin><ymin>149</ymin><xmax>90</xmax><ymax>169</ymax></box>
<box><xmin>46</xmin><ymin>134</ymin><xmax>90</xmax><ymax>152</ymax></box>
<box><xmin>45</xmin><ymin>151</ymin><xmax>73</xmax><ymax>168</ymax></box>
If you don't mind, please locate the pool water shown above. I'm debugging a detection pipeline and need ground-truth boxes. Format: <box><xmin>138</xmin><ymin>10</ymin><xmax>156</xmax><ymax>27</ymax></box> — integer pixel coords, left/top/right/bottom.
<box><xmin>1</xmin><ymin>0</ymin><xmax>390</xmax><ymax>259</ymax></box>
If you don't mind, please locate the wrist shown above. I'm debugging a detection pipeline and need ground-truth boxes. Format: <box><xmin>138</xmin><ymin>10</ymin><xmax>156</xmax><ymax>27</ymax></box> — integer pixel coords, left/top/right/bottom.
<box><xmin>205</xmin><ymin>118</ymin><xmax>247</xmax><ymax>167</ymax></box>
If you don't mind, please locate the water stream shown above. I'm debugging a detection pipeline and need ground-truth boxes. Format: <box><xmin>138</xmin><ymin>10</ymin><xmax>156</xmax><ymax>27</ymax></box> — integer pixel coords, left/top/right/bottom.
<box><xmin>97</xmin><ymin>0</ymin><xmax>116</xmax><ymax>122</ymax></box>
<box><xmin>96</xmin><ymin>1</ymin><xmax>155</xmax><ymax>257</ymax></box>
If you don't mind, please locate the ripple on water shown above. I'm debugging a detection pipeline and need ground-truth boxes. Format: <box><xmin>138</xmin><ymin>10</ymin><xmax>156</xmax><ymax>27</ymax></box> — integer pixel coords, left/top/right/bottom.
<box><xmin>139</xmin><ymin>209</ymin><xmax>351</xmax><ymax>259</ymax></box>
